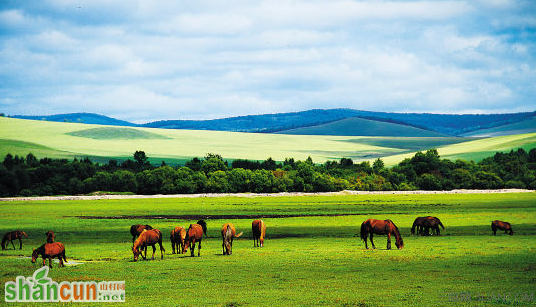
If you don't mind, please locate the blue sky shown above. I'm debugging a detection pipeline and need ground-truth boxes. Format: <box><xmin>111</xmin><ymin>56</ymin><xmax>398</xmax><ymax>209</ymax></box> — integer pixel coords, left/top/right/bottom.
<box><xmin>0</xmin><ymin>0</ymin><xmax>535</xmax><ymax>123</ymax></box>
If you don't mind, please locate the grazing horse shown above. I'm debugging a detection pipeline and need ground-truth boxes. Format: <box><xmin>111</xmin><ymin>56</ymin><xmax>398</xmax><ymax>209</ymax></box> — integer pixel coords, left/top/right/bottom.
<box><xmin>421</xmin><ymin>217</ymin><xmax>445</xmax><ymax>236</ymax></box>
<box><xmin>183</xmin><ymin>223</ymin><xmax>204</xmax><ymax>257</ymax></box>
<box><xmin>252</xmin><ymin>219</ymin><xmax>266</xmax><ymax>247</ymax></box>
<box><xmin>170</xmin><ymin>226</ymin><xmax>187</xmax><ymax>254</ymax></box>
<box><xmin>492</xmin><ymin>220</ymin><xmax>513</xmax><ymax>236</ymax></box>
<box><xmin>221</xmin><ymin>223</ymin><xmax>243</xmax><ymax>255</ymax></box>
<box><xmin>360</xmin><ymin>219</ymin><xmax>404</xmax><ymax>250</ymax></box>
<box><xmin>132</xmin><ymin>229</ymin><xmax>165</xmax><ymax>261</ymax></box>
<box><xmin>130</xmin><ymin>224</ymin><xmax>153</xmax><ymax>244</ymax></box>
<box><xmin>411</xmin><ymin>217</ymin><xmax>428</xmax><ymax>235</ymax></box>
<box><xmin>45</xmin><ymin>230</ymin><xmax>55</xmax><ymax>243</ymax></box>
<box><xmin>31</xmin><ymin>242</ymin><xmax>67</xmax><ymax>268</ymax></box>
<box><xmin>1</xmin><ymin>230</ymin><xmax>28</xmax><ymax>250</ymax></box>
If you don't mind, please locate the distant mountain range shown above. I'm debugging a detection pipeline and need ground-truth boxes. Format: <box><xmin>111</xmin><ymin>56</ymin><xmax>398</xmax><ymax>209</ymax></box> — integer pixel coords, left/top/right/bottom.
<box><xmin>9</xmin><ymin>109</ymin><xmax>536</xmax><ymax>137</ymax></box>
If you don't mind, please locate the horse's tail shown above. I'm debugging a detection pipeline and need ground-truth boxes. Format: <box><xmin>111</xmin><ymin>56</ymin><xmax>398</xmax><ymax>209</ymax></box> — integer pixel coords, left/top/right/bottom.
<box><xmin>197</xmin><ymin>220</ymin><xmax>207</xmax><ymax>235</ymax></box>
<box><xmin>235</xmin><ymin>231</ymin><xmax>243</xmax><ymax>238</ymax></box>
<box><xmin>260</xmin><ymin>220</ymin><xmax>266</xmax><ymax>240</ymax></box>
<box><xmin>438</xmin><ymin>219</ymin><xmax>445</xmax><ymax>230</ymax></box>
<box><xmin>360</xmin><ymin>221</ymin><xmax>368</xmax><ymax>242</ymax></box>
<box><xmin>61</xmin><ymin>244</ymin><xmax>67</xmax><ymax>262</ymax></box>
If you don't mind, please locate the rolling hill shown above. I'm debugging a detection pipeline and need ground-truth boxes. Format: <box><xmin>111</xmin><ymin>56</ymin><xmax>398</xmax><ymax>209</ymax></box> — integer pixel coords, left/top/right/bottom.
<box><xmin>462</xmin><ymin>116</ymin><xmax>536</xmax><ymax>137</ymax></box>
<box><xmin>11</xmin><ymin>113</ymin><xmax>136</xmax><ymax>127</ymax></box>
<box><xmin>1</xmin><ymin>117</ymin><xmax>535</xmax><ymax>166</ymax></box>
<box><xmin>276</xmin><ymin>117</ymin><xmax>447</xmax><ymax>137</ymax></box>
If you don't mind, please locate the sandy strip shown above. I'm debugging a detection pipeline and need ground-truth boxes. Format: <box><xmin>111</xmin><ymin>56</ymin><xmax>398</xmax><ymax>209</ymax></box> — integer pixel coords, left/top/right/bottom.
<box><xmin>0</xmin><ymin>189</ymin><xmax>533</xmax><ymax>202</ymax></box>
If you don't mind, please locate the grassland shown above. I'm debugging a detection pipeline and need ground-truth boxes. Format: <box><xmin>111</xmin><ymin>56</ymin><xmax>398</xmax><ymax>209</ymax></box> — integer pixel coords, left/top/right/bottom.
<box><xmin>0</xmin><ymin>193</ymin><xmax>535</xmax><ymax>306</ymax></box>
<box><xmin>1</xmin><ymin>117</ymin><xmax>536</xmax><ymax>165</ymax></box>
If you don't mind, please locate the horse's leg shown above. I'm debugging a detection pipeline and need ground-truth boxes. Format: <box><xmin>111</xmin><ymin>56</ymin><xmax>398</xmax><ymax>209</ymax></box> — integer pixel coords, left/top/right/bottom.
<box><xmin>198</xmin><ymin>239</ymin><xmax>201</xmax><ymax>257</ymax></box>
<box><xmin>59</xmin><ymin>256</ymin><xmax>63</xmax><ymax>268</ymax></box>
<box><xmin>19</xmin><ymin>237</ymin><xmax>23</xmax><ymax>250</ymax></box>
<box><xmin>151</xmin><ymin>245</ymin><xmax>156</xmax><ymax>260</ymax></box>
<box><xmin>230</xmin><ymin>238</ymin><xmax>233</xmax><ymax>255</ymax></box>
<box><xmin>49</xmin><ymin>256</ymin><xmax>53</xmax><ymax>268</ymax></box>
<box><xmin>11</xmin><ymin>240</ymin><xmax>16</xmax><ymax>250</ymax></box>
<box><xmin>42</xmin><ymin>257</ymin><xmax>46</xmax><ymax>267</ymax></box>
<box><xmin>143</xmin><ymin>246</ymin><xmax>147</xmax><ymax>260</ymax></box>
<box><xmin>370</xmin><ymin>233</ymin><xmax>376</xmax><ymax>249</ymax></box>
<box><xmin>387</xmin><ymin>233</ymin><xmax>391</xmax><ymax>250</ymax></box>
<box><xmin>159</xmin><ymin>241</ymin><xmax>165</xmax><ymax>259</ymax></box>
<box><xmin>172</xmin><ymin>241</ymin><xmax>175</xmax><ymax>254</ymax></box>
<box><xmin>190</xmin><ymin>240</ymin><xmax>195</xmax><ymax>257</ymax></box>
<box><xmin>222</xmin><ymin>240</ymin><xmax>225</xmax><ymax>255</ymax></box>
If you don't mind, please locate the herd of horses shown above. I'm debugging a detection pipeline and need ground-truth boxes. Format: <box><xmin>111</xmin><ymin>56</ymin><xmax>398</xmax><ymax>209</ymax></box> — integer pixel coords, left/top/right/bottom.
<box><xmin>0</xmin><ymin>217</ymin><xmax>514</xmax><ymax>267</ymax></box>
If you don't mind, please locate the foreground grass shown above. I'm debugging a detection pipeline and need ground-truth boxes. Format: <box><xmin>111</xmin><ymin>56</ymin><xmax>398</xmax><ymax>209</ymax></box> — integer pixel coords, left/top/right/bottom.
<box><xmin>0</xmin><ymin>193</ymin><xmax>535</xmax><ymax>306</ymax></box>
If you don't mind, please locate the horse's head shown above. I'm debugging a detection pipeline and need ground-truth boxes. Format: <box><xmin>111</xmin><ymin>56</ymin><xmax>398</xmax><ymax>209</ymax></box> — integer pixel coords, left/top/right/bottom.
<box><xmin>132</xmin><ymin>245</ymin><xmax>140</xmax><ymax>261</ymax></box>
<box><xmin>21</xmin><ymin>231</ymin><xmax>28</xmax><ymax>238</ymax></box>
<box><xmin>395</xmin><ymin>237</ymin><xmax>404</xmax><ymax>249</ymax></box>
<box><xmin>31</xmin><ymin>248</ymin><xmax>38</xmax><ymax>263</ymax></box>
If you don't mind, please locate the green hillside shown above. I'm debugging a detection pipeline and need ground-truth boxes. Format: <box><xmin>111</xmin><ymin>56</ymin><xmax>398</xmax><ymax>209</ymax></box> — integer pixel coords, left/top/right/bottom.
<box><xmin>276</xmin><ymin>117</ymin><xmax>447</xmax><ymax>137</ymax></box>
<box><xmin>462</xmin><ymin>116</ymin><xmax>536</xmax><ymax>137</ymax></box>
<box><xmin>1</xmin><ymin>117</ymin><xmax>535</xmax><ymax>165</ymax></box>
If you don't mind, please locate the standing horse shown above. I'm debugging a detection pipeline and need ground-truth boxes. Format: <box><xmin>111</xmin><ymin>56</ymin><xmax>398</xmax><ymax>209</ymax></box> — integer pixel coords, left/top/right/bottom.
<box><xmin>132</xmin><ymin>229</ymin><xmax>165</xmax><ymax>261</ymax></box>
<box><xmin>2</xmin><ymin>230</ymin><xmax>28</xmax><ymax>250</ymax></box>
<box><xmin>170</xmin><ymin>226</ymin><xmax>187</xmax><ymax>254</ymax></box>
<box><xmin>252</xmin><ymin>219</ymin><xmax>266</xmax><ymax>247</ymax></box>
<box><xmin>421</xmin><ymin>217</ymin><xmax>445</xmax><ymax>236</ymax></box>
<box><xmin>45</xmin><ymin>230</ymin><xmax>55</xmax><ymax>243</ymax></box>
<box><xmin>31</xmin><ymin>242</ymin><xmax>67</xmax><ymax>268</ymax></box>
<box><xmin>360</xmin><ymin>219</ymin><xmax>404</xmax><ymax>250</ymax></box>
<box><xmin>221</xmin><ymin>223</ymin><xmax>243</xmax><ymax>255</ymax></box>
<box><xmin>130</xmin><ymin>224</ymin><xmax>153</xmax><ymax>244</ymax></box>
<box><xmin>492</xmin><ymin>220</ymin><xmax>513</xmax><ymax>235</ymax></box>
<box><xmin>183</xmin><ymin>223</ymin><xmax>204</xmax><ymax>257</ymax></box>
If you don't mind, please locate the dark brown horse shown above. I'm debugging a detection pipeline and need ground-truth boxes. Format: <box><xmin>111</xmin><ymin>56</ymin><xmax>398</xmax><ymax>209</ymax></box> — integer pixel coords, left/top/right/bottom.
<box><xmin>492</xmin><ymin>220</ymin><xmax>513</xmax><ymax>235</ymax></box>
<box><xmin>221</xmin><ymin>223</ymin><xmax>243</xmax><ymax>255</ymax></box>
<box><xmin>132</xmin><ymin>229</ymin><xmax>165</xmax><ymax>261</ymax></box>
<box><xmin>252</xmin><ymin>219</ymin><xmax>266</xmax><ymax>247</ymax></box>
<box><xmin>421</xmin><ymin>217</ymin><xmax>445</xmax><ymax>236</ymax></box>
<box><xmin>2</xmin><ymin>230</ymin><xmax>28</xmax><ymax>250</ymax></box>
<box><xmin>411</xmin><ymin>217</ymin><xmax>428</xmax><ymax>235</ymax></box>
<box><xmin>360</xmin><ymin>219</ymin><xmax>404</xmax><ymax>250</ymax></box>
<box><xmin>32</xmin><ymin>242</ymin><xmax>67</xmax><ymax>268</ymax></box>
<box><xmin>45</xmin><ymin>230</ymin><xmax>55</xmax><ymax>243</ymax></box>
<box><xmin>130</xmin><ymin>224</ymin><xmax>153</xmax><ymax>244</ymax></box>
<box><xmin>183</xmin><ymin>223</ymin><xmax>204</xmax><ymax>257</ymax></box>
<box><xmin>170</xmin><ymin>226</ymin><xmax>187</xmax><ymax>254</ymax></box>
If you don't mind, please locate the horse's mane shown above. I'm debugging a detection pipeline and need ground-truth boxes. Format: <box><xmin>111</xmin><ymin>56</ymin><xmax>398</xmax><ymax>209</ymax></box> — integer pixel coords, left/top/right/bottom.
<box><xmin>197</xmin><ymin>220</ymin><xmax>207</xmax><ymax>235</ymax></box>
<box><xmin>133</xmin><ymin>229</ymin><xmax>147</xmax><ymax>250</ymax></box>
<box><xmin>386</xmin><ymin>220</ymin><xmax>402</xmax><ymax>238</ymax></box>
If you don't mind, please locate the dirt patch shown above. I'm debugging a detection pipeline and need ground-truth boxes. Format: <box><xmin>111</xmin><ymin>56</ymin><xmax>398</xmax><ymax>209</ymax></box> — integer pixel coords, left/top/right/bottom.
<box><xmin>72</xmin><ymin>213</ymin><xmax>408</xmax><ymax>220</ymax></box>
<box><xmin>1</xmin><ymin>189</ymin><xmax>533</xmax><ymax>202</ymax></box>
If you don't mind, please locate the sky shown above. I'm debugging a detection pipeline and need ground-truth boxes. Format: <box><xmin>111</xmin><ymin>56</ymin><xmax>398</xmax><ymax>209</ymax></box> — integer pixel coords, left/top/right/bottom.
<box><xmin>0</xmin><ymin>0</ymin><xmax>535</xmax><ymax>123</ymax></box>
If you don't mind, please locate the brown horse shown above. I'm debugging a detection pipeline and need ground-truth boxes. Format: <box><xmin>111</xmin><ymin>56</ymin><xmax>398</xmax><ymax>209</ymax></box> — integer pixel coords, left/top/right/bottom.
<box><xmin>45</xmin><ymin>230</ymin><xmax>55</xmax><ymax>243</ymax></box>
<box><xmin>170</xmin><ymin>226</ymin><xmax>187</xmax><ymax>254</ymax></box>
<box><xmin>183</xmin><ymin>223</ymin><xmax>204</xmax><ymax>257</ymax></box>
<box><xmin>421</xmin><ymin>217</ymin><xmax>445</xmax><ymax>236</ymax></box>
<box><xmin>2</xmin><ymin>230</ymin><xmax>28</xmax><ymax>250</ymax></box>
<box><xmin>221</xmin><ymin>223</ymin><xmax>243</xmax><ymax>255</ymax></box>
<box><xmin>252</xmin><ymin>219</ymin><xmax>266</xmax><ymax>247</ymax></box>
<box><xmin>492</xmin><ymin>220</ymin><xmax>513</xmax><ymax>235</ymax></box>
<box><xmin>132</xmin><ymin>229</ymin><xmax>165</xmax><ymax>261</ymax></box>
<box><xmin>130</xmin><ymin>224</ymin><xmax>153</xmax><ymax>244</ymax></box>
<box><xmin>32</xmin><ymin>242</ymin><xmax>67</xmax><ymax>268</ymax></box>
<box><xmin>360</xmin><ymin>219</ymin><xmax>404</xmax><ymax>250</ymax></box>
<box><xmin>411</xmin><ymin>217</ymin><xmax>428</xmax><ymax>235</ymax></box>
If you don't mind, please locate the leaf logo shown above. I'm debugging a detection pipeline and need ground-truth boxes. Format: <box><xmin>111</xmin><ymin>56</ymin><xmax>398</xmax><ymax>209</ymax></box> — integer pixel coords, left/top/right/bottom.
<box><xmin>29</xmin><ymin>266</ymin><xmax>52</xmax><ymax>285</ymax></box>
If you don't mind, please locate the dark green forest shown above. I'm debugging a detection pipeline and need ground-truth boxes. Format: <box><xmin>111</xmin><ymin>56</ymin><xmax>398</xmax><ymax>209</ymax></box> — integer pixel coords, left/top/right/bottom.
<box><xmin>1</xmin><ymin>148</ymin><xmax>536</xmax><ymax>197</ymax></box>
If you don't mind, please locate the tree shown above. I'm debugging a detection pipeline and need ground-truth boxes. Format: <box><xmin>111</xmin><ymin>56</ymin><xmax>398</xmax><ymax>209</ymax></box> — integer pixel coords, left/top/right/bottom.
<box><xmin>372</xmin><ymin>158</ymin><xmax>385</xmax><ymax>173</ymax></box>
<box><xmin>133</xmin><ymin>151</ymin><xmax>148</xmax><ymax>166</ymax></box>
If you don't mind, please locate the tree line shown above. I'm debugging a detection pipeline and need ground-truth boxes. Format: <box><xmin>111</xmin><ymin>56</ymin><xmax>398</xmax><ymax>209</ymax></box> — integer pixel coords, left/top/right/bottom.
<box><xmin>1</xmin><ymin>148</ymin><xmax>535</xmax><ymax>197</ymax></box>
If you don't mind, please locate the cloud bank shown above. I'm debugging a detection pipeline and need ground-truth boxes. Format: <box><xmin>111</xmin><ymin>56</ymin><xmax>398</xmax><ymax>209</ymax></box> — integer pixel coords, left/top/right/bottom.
<box><xmin>0</xmin><ymin>0</ymin><xmax>535</xmax><ymax>123</ymax></box>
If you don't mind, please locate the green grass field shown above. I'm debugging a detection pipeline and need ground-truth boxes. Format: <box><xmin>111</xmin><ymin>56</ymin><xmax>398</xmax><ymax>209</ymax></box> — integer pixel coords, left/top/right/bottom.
<box><xmin>0</xmin><ymin>193</ymin><xmax>535</xmax><ymax>306</ymax></box>
<box><xmin>1</xmin><ymin>117</ymin><xmax>536</xmax><ymax>165</ymax></box>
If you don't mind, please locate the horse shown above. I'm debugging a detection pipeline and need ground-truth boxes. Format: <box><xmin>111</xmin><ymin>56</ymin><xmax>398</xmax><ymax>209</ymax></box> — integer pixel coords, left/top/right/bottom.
<box><xmin>1</xmin><ymin>230</ymin><xmax>28</xmax><ymax>250</ymax></box>
<box><xmin>130</xmin><ymin>224</ymin><xmax>153</xmax><ymax>244</ymax></box>
<box><xmin>132</xmin><ymin>229</ymin><xmax>165</xmax><ymax>261</ymax></box>
<box><xmin>45</xmin><ymin>230</ymin><xmax>55</xmax><ymax>243</ymax></box>
<box><xmin>183</xmin><ymin>223</ymin><xmax>204</xmax><ymax>257</ymax></box>
<box><xmin>170</xmin><ymin>226</ymin><xmax>187</xmax><ymax>254</ymax></box>
<box><xmin>360</xmin><ymin>219</ymin><xmax>404</xmax><ymax>250</ymax></box>
<box><xmin>492</xmin><ymin>220</ymin><xmax>513</xmax><ymax>236</ymax></box>
<box><xmin>421</xmin><ymin>217</ymin><xmax>445</xmax><ymax>236</ymax></box>
<box><xmin>411</xmin><ymin>217</ymin><xmax>428</xmax><ymax>235</ymax></box>
<box><xmin>31</xmin><ymin>242</ymin><xmax>67</xmax><ymax>268</ymax></box>
<box><xmin>252</xmin><ymin>219</ymin><xmax>266</xmax><ymax>247</ymax></box>
<box><xmin>221</xmin><ymin>223</ymin><xmax>243</xmax><ymax>255</ymax></box>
